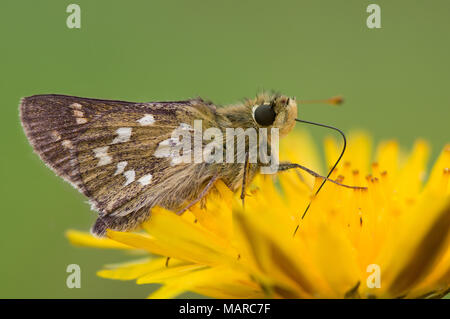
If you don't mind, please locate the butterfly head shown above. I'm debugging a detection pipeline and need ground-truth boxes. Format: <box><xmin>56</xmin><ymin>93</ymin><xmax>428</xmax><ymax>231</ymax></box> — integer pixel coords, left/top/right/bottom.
<box><xmin>251</xmin><ymin>95</ymin><xmax>297</xmax><ymax>137</ymax></box>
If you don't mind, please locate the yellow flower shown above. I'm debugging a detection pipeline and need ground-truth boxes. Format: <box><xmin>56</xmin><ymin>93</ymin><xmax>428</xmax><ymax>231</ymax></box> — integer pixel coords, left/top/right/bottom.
<box><xmin>67</xmin><ymin>131</ymin><xmax>450</xmax><ymax>299</ymax></box>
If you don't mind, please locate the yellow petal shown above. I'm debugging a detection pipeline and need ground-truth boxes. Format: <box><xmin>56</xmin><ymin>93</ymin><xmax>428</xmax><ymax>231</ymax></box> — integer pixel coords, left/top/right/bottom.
<box><xmin>142</xmin><ymin>207</ymin><xmax>237</xmax><ymax>265</ymax></box>
<box><xmin>424</xmin><ymin>144</ymin><xmax>450</xmax><ymax>195</ymax></box>
<box><xmin>148</xmin><ymin>266</ymin><xmax>258</xmax><ymax>299</ymax></box>
<box><xmin>324</xmin><ymin>131</ymin><xmax>372</xmax><ymax>176</ymax></box>
<box><xmin>233</xmin><ymin>206</ymin><xmax>329</xmax><ymax>298</ymax></box>
<box><xmin>396</xmin><ymin>140</ymin><xmax>430</xmax><ymax>198</ymax></box>
<box><xmin>376</xmin><ymin>198</ymin><xmax>450</xmax><ymax>298</ymax></box>
<box><xmin>189</xmin><ymin>180</ymin><xmax>234</xmax><ymax>241</ymax></box>
<box><xmin>137</xmin><ymin>264</ymin><xmax>207</xmax><ymax>284</ymax></box>
<box><xmin>409</xmin><ymin>244</ymin><xmax>450</xmax><ymax>297</ymax></box>
<box><xmin>98</xmin><ymin>257</ymin><xmax>188</xmax><ymax>281</ymax></box>
<box><xmin>106</xmin><ymin>230</ymin><xmax>169</xmax><ymax>256</ymax></box>
<box><xmin>376</xmin><ymin>140</ymin><xmax>399</xmax><ymax>178</ymax></box>
<box><xmin>66</xmin><ymin>230</ymin><xmax>132</xmax><ymax>250</ymax></box>
<box><xmin>306</xmin><ymin>218</ymin><xmax>361</xmax><ymax>298</ymax></box>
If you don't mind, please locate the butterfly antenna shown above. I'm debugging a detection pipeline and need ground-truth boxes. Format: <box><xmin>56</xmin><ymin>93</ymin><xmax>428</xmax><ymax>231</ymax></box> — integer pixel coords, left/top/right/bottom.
<box><xmin>297</xmin><ymin>95</ymin><xmax>344</xmax><ymax>106</ymax></box>
<box><xmin>292</xmin><ymin>118</ymin><xmax>347</xmax><ymax>236</ymax></box>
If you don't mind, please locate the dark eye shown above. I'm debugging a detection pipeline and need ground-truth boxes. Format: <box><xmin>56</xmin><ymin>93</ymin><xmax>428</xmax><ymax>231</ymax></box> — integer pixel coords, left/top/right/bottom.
<box><xmin>253</xmin><ymin>104</ymin><xmax>276</xmax><ymax>126</ymax></box>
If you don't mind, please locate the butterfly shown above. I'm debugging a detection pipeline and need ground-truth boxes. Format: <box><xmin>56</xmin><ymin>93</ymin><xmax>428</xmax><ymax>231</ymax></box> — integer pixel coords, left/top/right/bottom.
<box><xmin>20</xmin><ymin>93</ymin><xmax>362</xmax><ymax>237</ymax></box>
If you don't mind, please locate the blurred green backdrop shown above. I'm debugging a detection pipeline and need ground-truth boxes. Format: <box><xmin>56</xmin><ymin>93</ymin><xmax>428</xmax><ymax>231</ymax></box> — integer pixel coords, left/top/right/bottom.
<box><xmin>0</xmin><ymin>0</ymin><xmax>449</xmax><ymax>298</ymax></box>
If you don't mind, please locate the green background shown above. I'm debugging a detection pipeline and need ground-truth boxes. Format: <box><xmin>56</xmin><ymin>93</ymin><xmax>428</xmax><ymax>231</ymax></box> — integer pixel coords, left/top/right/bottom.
<box><xmin>1</xmin><ymin>1</ymin><xmax>449</xmax><ymax>298</ymax></box>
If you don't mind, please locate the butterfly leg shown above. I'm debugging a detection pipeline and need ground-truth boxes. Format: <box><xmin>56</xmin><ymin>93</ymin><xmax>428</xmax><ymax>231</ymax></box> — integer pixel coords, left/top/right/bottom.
<box><xmin>277</xmin><ymin>162</ymin><xmax>365</xmax><ymax>190</ymax></box>
<box><xmin>240</xmin><ymin>151</ymin><xmax>250</xmax><ymax>208</ymax></box>
<box><xmin>176</xmin><ymin>173</ymin><xmax>219</xmax><ymax>215</ymax></box>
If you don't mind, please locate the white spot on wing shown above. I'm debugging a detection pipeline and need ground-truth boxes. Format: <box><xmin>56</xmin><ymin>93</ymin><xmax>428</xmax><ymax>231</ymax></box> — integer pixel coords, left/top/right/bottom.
<box><xmin>114</xmin><ymin>161</ymin><xmax>128</xmax><ymax>176</ymax></box>
<box><xmin>153</xmin><ymin>123</ymin><xmax>193</xmax><ymax>164</ymax></box>
<box><xmin>111</xmin><ymin>127</ymin><xmax>132</xmax><ymax>144</ymax></box>
<box><xmin>93</xmin><ymin>146</ymin><xmax>112</xmax><ymax>166</ymax></box>
<box><xmin>73</xmin><ymin>110</ymin><xmax>84</xmax><ymax>117</ymax></box>
<box><xmin>70</xmin><ymin>103</ymin><xmax>82</xmax><ymax>110</ymax></box>
<box><xmin>154</xmin><ymin>138</ymin><xmax>175</xmax><ymax>158</ymax></box>
<box><xmin>179</xmin><ymin>123</ymin><xmax>192</xmax><ymax>130</ymax></box>
<box><xmin>76</xmin><ymin>118</ymin><xmax>88</xmax><ymax>124</ymax></box>
<box><xmin>171</xmin><ymin>156</ymin><xmax>183</xmax><ymax>165</ymax></box>
<box><xmin>51</xmin><ymin>130</ymin><xmax>61</xmax><ymax>141</ymax></box>
<box><xmin>137</xmin><ymin>114</ymin><xmax>155</xmax><ymax>126</ymax></box>
<box><xmin>123</xmin><ymin>170</ymin><xmax>135</xmax><ymax>186</ymax></box>
<box><xmin>138</xmin><ymin>173</ymin><xmax>152</xmax><ymax>186</ymax></box>
<box><xmin>62</xmin><ymin>139</ymin><xmax>74</xmax><ymax>149</ymax></box>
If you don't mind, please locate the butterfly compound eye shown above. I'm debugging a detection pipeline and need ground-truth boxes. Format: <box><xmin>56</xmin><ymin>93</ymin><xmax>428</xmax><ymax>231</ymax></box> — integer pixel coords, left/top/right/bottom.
<box><xmin>254</xmin><ymin>104</ymin><xmax>276</xmax><ymax>126</ymax></box>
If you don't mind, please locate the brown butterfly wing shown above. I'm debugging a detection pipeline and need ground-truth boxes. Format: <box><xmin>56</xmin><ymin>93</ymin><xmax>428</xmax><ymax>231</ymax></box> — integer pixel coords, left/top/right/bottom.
<box><xmin>20</xmin><ymin>94</ymin><xmax>219</xmax><ymax>235</ymax></box>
